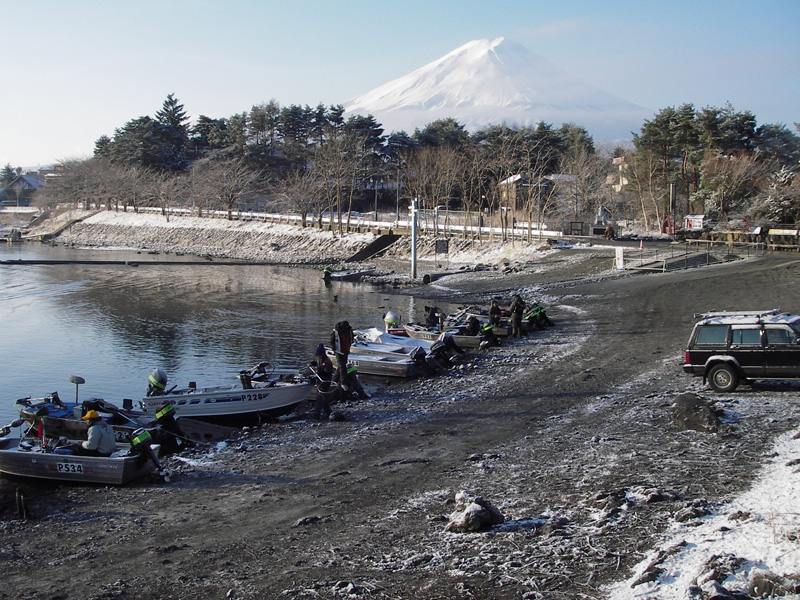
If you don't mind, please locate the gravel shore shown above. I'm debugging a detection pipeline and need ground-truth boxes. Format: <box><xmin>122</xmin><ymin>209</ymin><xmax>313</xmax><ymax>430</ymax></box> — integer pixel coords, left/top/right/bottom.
<box><xmin>3</xmin><ymin>213</ymin><xmax>800</xmax><ymax>600</ymax></box>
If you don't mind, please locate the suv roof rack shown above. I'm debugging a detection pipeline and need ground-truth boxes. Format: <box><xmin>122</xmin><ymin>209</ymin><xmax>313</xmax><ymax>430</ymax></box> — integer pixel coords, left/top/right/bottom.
<box><xmin>693</xmin><ymin>309</ymin><xmax>782</xmax><ymax>320</ymax></box>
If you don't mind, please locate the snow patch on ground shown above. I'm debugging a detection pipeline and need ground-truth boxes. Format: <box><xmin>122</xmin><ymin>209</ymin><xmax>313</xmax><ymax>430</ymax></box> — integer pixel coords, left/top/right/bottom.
<box><xmin>606</xmin><ymin>428</ymin><xmax>800</xmax><ymax>599</ymax></box>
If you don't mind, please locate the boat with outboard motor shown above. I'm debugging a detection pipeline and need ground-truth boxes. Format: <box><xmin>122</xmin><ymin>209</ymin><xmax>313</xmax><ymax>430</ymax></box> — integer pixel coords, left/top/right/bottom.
<box><xmin>140</xmin><ymin>361</ymin><xmax>314</xmax><ymax>423</ymax></box>
<box><xmin>13</xmin><ymin>375</ymin><xmax>233</xmax><ymax>449</ymax></box>
<box><xmin>0</xmin><ymin>427</ymin><xmax>164</xmax><ymax>485</ymax></box>
<box><xmin>403</xmin><ymin>323</ymin><xmax>490</xmax><ymax>349</ymax></box>
<box><xmin>356</xmin><ymin>327</ymin><xmax>434</xmax><ymax>350</ymax></box>
<box><xmin>327</xmin><ymin>346</ymin><xmax>423</xmax><ymax>378</ymax></box>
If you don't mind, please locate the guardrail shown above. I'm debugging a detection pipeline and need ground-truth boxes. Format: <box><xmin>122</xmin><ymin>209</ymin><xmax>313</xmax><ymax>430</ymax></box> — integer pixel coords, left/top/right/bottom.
<box><xmin>619</xmin><ymin>240</ymin><xmax>766</xmax><ymax>272</ymax></box>
<box><xmin>88</xmin><ymin>205</ymin><xmax>563</xmax><ymax>241</ymax></box>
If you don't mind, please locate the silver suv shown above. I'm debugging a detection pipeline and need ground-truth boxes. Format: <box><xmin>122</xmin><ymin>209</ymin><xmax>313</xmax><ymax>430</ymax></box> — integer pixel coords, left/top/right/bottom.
<box><xmin>683</xmin><ymin>309</ymin><xmax>800</xmax><ymax>392</ymax></box>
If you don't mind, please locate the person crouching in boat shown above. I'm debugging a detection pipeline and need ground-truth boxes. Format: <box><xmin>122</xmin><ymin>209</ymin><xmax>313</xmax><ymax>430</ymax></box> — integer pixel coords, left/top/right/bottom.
<box><xmin>67</xmin><ymin>410</ymin><xmax>117</xmax><ymax>457</ymax></box>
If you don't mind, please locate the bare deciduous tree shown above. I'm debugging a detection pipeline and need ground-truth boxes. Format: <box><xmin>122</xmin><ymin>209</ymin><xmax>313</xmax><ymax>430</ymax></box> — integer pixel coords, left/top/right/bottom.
<box><xmin>192</xmin><ymin>157</ymin><xmax>264</xmax><ymax>220</ymax></box>
<box><xmin>271</xmin><ymin>167</ymin><xmax>321</xmax><ymax>227</ymax></box>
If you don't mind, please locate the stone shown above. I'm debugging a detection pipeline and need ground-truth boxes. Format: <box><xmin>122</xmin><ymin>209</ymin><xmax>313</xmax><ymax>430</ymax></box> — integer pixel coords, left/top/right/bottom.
<box><xmin>671</xmin><ymin>393</ymin><xmax>721</xmax><ymax>433</ymax></box>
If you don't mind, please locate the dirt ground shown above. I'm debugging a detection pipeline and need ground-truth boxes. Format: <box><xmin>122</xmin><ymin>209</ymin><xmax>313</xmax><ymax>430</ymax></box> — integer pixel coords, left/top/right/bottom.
<box><xmin>3</xmin><ymin>247</ymin><xmax>800</xmax><ymax>600</ymax></box>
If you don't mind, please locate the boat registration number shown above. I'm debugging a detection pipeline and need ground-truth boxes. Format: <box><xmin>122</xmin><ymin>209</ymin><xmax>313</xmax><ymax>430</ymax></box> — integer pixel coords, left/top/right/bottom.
<box><xmin>57</xmin><ymin>462</ymin><xmax>84</xmax><ymax>474</ymax></box>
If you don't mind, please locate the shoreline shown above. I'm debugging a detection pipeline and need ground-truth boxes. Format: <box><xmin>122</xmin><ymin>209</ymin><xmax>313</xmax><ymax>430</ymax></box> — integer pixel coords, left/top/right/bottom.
<box><xmin>3</xmin><ymin>212</ymin><xmax>800</xmax><ymax>599</ymax></box>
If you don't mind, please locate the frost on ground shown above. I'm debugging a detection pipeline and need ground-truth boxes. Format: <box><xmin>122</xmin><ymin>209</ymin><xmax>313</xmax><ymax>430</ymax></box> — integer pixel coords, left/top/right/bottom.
<box><xmin>4</xmin><ymin>209</ymin><xmax>800</xmax><ymax>600</ymax></box>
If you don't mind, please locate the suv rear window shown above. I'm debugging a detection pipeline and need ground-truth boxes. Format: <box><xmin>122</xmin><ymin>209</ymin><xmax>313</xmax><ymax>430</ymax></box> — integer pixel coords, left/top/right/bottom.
<box><xmin>731</xmin><ymin>328</ymin><xmax>761</xmax><ymax>345</ymax></box>
<box><xmin>695</xmin><ymin>325</ymin><xmax>728</xmax><ymax>345</ymax></box>
<box><xmin>765</xmin><ymin>326</ymin><xmax>798</xmax><ymax>345</ymax></box>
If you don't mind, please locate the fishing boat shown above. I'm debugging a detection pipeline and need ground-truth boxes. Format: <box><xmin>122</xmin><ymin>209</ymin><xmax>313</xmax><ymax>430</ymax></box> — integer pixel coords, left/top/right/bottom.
<box><xmin>15</xmin><ymin>393</ymin><xmax>234</xmax><ymax>447</ymax></box>
<box><xmin>324</xmin><ymin>266</ymin><xmax>377</xmax><ymax>282</ymax></box>
<box><xmin>0</xmin><ymin>430</ymin><xmax>162</xmax><ymax>485</ymax></box>
<box><xmin>15</xmin><ymin>393</ymin><xmax>160</xmax><ymax>444</ymax></box>
<box><xmin>456</xmin><ymin>306</ymin><xmax>513</xmax><ymax>337</ymax></box>
<box><xmin>350</xmin><ymin>338</ymin><xmax>428</xmax><ymax>361</ymax></box>
<box><xmin>335</xmin><ymin>351</ymin><xmax>422</xmax><ymax>378</ymax></box>
<box><xmin>356</xmin><ymin>327</ymin><xmax>434</xmax><ymax>350</ymax></box>
<box><xmin>140</xmin><ymin>362</ymin><xmax>314</xmax><ymax>423</ymax></box>
<box><xmin>355</xmin><ymin>326</ymin><xmax>467</xmax><ymax>374</ymax></box>
<box><xmin>331</xmin><ymin>267</ymin><xmax>376</xmax><ymax>281</ymax></box>
<box><xmin>403</xmin><ymin>323</ymin><xmax>489</xmax><ymax>349</ymax></box>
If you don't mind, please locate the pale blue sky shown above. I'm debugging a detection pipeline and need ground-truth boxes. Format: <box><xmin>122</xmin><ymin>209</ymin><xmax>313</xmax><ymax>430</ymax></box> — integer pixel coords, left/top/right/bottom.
<box><xmin>3</xmin><ymin>0</ymin><xmax>798</xmax><ymax>166</ymax></box>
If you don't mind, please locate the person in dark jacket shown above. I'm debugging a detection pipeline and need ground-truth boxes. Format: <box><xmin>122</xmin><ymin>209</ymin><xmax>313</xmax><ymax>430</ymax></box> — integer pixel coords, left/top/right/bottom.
<box><xmin>509</xmin><ymin>294</ymin><xmax>527</xmax><ymax>338</ymax></box>
<box><xmin>310</xmin><ymin>344</ymin><xmax>334</xmax><ymax>420</ymax></box>
<box><xmin>330</xmin><ymin>321</ymin><xmax>355</xmax><ymax>385</ymax></box>
<box><xmin>334</xmin><ymin>364</ymin><xmax>369</xmax><ymax>400</ymax></box>
<box><xmin>488</xmin><ymin>300</ymin><xmax>502</xmax><ymax>327</ymax></box>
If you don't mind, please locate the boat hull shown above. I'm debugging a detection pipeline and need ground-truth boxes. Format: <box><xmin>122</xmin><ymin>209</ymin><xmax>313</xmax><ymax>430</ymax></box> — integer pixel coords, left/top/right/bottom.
<box><xmin>346</xmin><ymin>354</ymin><xmax>421</xmax><ymax>378</ymax></box>
<box><xmin>16</xmin><ymin>398</ymin><xmax>159</xmax><ymax>444</ymax></box>
<box><xmin>404</xmin><ymin>324</ymin><xmax>486</xmax><ymax>348</ymax></box>
<box><xmin>356</xmin><ymin>327</ymin><xmax>433</xmax><ymax>350</ymax></box>
<box><xmin>140</xmin><ymin>382</ymin><xmax>314</xmax><ymax>422</ymax></box>
<box><xmin>0</xmin><ymin>438</ymin><xmax>158</xmax><ymax>485</ymax></box>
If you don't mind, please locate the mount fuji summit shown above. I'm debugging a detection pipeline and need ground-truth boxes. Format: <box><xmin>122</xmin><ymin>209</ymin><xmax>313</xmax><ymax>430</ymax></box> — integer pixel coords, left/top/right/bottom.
<box><xmin>344</xmin><ymin>37</ymin><xmax>653</xmax><ymax>141</ymax></box>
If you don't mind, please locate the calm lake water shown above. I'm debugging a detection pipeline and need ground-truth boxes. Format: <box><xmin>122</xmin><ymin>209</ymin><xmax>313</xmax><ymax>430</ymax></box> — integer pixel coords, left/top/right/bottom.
<box><xmin>0</xmin><ymin>243</ymin><xmax>446</xmax><ymax>426</ymax></box>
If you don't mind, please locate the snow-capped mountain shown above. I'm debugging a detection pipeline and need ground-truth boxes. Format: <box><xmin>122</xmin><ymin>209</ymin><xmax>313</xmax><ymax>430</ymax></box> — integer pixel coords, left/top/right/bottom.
<box><xmin>344</xmin><ymin>37</ymin><xmax>652</xmax><ymax>141</ymax></box>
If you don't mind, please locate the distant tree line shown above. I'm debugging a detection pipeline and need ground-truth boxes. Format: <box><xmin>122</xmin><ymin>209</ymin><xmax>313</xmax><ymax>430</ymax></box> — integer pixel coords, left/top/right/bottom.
<box><xmin>31</xmin><ymin>94</ymin><xmax>800</xmax><ymax>235</ymax></box>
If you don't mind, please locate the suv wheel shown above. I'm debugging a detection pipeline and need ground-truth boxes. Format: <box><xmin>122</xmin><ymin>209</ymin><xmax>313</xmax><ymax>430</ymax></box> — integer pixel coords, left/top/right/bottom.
<box><xmin>708</xmin><ymin>363</ymin><xmax>739</xmax><ymax>393</ymax></box>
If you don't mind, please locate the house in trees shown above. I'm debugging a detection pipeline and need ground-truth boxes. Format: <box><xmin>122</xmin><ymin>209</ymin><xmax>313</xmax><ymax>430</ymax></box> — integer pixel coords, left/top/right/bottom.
<box><xmin>2</xmin><ymin>174</ymin><xmax>44</xmax><ymax>206</ymax></box>
<box><xmin>607</xmin><ymin>156</ymin><xmax>629</xmax><ymax>193</ymax></box>
<box><xmin>498</xmin><ymin>174</ymin><xmax>554</xmax><ymax>209</ymax></box>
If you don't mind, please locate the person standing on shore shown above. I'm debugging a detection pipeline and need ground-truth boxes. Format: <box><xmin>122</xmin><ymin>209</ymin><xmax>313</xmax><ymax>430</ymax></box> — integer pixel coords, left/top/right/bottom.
<box><xmin>489</xmin><ymin>299</ymin><xmax>502</xmax><ymax>327</ymax></box>
<box><xmin>330</xmin><ymin>320</ymin><xmax>355</xmax><ymax>386</ymax></box>
<box><xmin>310</xmin><ymin>344</ymin><xmax>334</xmax><ymax>420</ymax></box>
<box><xmin>509</xmin><ymin>294</ymin><xmax>527</xmax><ymax>338</ymax></box>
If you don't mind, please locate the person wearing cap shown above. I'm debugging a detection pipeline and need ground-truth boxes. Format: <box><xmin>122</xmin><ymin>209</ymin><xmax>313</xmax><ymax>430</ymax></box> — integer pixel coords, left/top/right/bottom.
<box><xmin>69</xmin><ymin>410</ymin><xmax>117</xmax><ymax>456</ymax></box>
<box><xmin>310</xmin><ymin>343</ymin><xmax>334</xmax><ymax>420</ymax></box>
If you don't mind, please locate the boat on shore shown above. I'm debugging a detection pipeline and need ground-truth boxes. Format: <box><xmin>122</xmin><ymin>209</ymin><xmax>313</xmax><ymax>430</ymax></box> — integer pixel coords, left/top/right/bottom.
<box><xmin>139</xmin><ymin>362</ymin><xmax>314</xmax><ymax>424</ymax></box>
<box><xmin>332</xmin><ymin>350</ymin><xmax>423</xmax><ymax>379</ymax></box>
<box><xmin>0</xmin><ymin>432</ymin><xmax>162</xmax><ymax>485</ymax></box>
<box><xmin>16</xmin><ymin>393</ymin><xmax>160</xmax><ymax>444</ymax></box>
<box><xmin>403</xmin><ymin>323</ymin><xmax>489</xmax><ymax>349</ymax></box>
<box><xmin>356</xmin><ymin>326</ymin><xmax>435</xmax><ymax>349</ymax></box>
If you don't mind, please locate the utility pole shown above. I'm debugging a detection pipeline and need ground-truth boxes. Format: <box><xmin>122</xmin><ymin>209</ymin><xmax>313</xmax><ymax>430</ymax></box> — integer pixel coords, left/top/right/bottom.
<box><xmin>411</xmin><ymin>198</ymin><xmax>418</xmax><ymax>279</ymax></box>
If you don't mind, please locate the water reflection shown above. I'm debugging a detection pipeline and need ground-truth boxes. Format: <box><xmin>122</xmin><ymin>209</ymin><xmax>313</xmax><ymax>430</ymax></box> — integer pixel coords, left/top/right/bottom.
<box><xmin>0</xmin><ymin>245</ymin><xmax>454</xmax><ymax>424</ymax></box>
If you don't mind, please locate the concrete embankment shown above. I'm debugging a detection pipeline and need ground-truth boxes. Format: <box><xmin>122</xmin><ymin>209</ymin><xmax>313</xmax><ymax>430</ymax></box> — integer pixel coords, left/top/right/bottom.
<box><xmin>26</xmin><ymin>209</ymin><xmax>542</xmax><ymax>268</ymax></box>
<box><xmin>49</xmin><ymin>211</ymin><xmax>381</xmax><ymax>264</ymax></box>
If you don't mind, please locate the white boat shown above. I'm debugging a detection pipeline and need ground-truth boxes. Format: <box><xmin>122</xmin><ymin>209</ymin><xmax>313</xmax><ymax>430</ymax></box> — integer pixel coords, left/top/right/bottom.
<box><xmin>327</xmin><ymin>347</ymin><xmax>422</xmax><ymax>378</ymax></box>
<box><xmin>350</xmin><ymin>338</ymin><xmax>428</xmax><ymax>361</ymax></box>
<box><xmin>0</xmin><ymin>435</ymin><xmax>162</xmax><ymax>485</ymax></box>
<box><xmin>139</xmin><ymin>363</ymin><xmax>314</xmax><ymax>423</ymax></box>
<box><xmin>356</xmin><ymin>327</ymin><xmax>434</xmax><ymax>350</ymax></box>
<box><xmin>404</xmin><ymin>323</ymin><xmax>488</xmax><ymax>349</ymax></box>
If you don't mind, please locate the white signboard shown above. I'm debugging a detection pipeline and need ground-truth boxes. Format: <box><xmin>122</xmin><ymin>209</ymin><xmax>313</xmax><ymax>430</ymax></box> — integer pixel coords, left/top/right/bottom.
<box><xmin>615</xmin><ymin>247</ymin><xmax>625</xmax><ymax>270</ymax></box>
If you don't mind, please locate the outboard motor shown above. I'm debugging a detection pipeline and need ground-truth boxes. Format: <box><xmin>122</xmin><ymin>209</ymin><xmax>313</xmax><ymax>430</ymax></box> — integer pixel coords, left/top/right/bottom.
<box><xmin>238</xmin><ymin>361</ymin><xmax>270</xmax><ymax>389</ymax></box>
<box><xmin>147</xmin><ymin>368</ymin><xmax>168</xmax><ymax>397</ymax></box>
<box><xmin>130</xmin><ymin>428</ymin><xmax>169</xmax><ymax>481</ymax></box>
<box><xmin>153</xmin><ymin>403</ymin><xmax>187</xmax><ymax>453</ymax></box>
<box><xmin>410</xmin><ymin>346</ymin><xmax>427</xmax><ymax>364</ymax></box>
<box><xmin>384</xmin><ymin>310</ymin><xmax>401</xmax><ymax>334</ymax></box>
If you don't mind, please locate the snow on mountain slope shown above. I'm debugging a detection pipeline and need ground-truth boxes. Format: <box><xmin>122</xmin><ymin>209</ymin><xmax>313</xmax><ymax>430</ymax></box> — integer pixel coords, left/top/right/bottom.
<box><xmin>344</xmin><ymin>37</ymin><xmax>652</xmax><ymax>140</ymax></box>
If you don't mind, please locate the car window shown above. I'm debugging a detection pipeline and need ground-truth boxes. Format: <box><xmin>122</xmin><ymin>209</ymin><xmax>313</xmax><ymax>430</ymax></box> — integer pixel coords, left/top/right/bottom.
<box><xmin>731</xmin><ymin>328</ymin><xmax>761</xmax><ymax>345</ymax></box>
<box><xmin>695</xmin><ymin>325</ymin><xmax>729</xmax><ymax>345</ymax></box>
<box><xmin>765</xmin><ymin>326</ymin><xmax>798</xmax><ymax>345</ymax></box>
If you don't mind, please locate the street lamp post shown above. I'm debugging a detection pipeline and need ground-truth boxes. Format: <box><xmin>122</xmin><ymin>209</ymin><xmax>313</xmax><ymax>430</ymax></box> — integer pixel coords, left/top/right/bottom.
<box><xmin>373</xmin><ymin>177</ymin><xmax>379</xmax><ymax>222</ymax></box>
